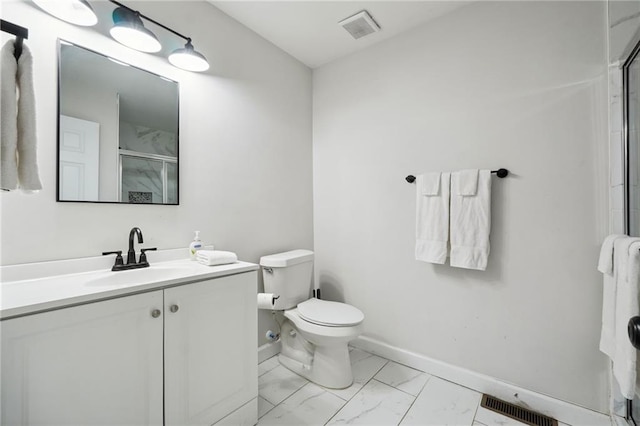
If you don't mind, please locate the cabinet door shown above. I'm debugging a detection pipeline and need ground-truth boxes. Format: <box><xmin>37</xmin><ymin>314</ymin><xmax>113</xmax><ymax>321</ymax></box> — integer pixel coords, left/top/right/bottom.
<box><xmin>164</xmin><ymin>271</ymin><xmax>258</xmax><ymax>426</ymax></box>
<box><xmin>1</xmin><ymin>291</ymin><xmax>164</xmax><ymax>426</ymax></box>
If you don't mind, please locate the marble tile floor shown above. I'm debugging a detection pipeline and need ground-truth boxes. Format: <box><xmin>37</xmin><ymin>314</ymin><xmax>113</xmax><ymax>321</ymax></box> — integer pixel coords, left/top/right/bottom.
<box><xmin>257</xmin><ymin>347</ymin><xmax>573</xmax><ymax>426</ymax></box>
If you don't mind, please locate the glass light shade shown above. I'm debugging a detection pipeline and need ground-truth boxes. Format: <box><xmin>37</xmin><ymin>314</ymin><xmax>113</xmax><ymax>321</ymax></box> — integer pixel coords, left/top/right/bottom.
<box><xmin>109</xmin><ymin>7</ymin><xmax>161</xmax><ymax>53</ymax></box>
<box><xmin>168</xmin><ymin>42</ymin><xmax>209</xmax><ymax>72</ymax></box>
<box><xmin>33</xmin><ymin>0</ymin><xmax>98</xmax><ymax>26</ymax></box>
<box><xmin>110</xmin><ymin>24</ymin><xmax>162</xmax><ymax>53</ymax></box>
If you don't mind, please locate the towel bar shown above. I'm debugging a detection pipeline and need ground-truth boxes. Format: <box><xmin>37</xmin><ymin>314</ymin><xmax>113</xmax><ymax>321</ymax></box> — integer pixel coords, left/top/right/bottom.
<box><xmin>405</xmin><ymin>168</ymin><xmax>509</xmax><ymax>183</ymax></box>
<box><xmin>1</xmin><ymin>20</ymin><xmax>28</xmax><ymax>60</ymax></box>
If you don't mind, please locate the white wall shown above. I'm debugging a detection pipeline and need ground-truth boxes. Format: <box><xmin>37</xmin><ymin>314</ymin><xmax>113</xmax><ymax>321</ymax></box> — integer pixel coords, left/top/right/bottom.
<box><xmin>313</xmin><ymin>0</ymin><xmax>609</xmax><ymax>412</ymax></box>
<box><xmin>0</xmin><ymin>1</ymin><xmax>313</xmax><ymax>346</ymax></box>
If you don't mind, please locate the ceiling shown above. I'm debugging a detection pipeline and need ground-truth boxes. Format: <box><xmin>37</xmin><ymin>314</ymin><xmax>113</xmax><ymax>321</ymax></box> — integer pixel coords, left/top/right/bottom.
<box><xmin>208</xmin><ymin>1</ymin><xmax>471</xmax><ymax>68</ymax></box>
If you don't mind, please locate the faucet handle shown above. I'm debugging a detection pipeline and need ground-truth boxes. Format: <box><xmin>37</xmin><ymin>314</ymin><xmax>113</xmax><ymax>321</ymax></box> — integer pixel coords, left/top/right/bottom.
<box><xmin>139</xmin><ymin>247</ymin><xmax>157</xmax><ymax>264</ymax></box>
<box><xmin>102</xmin><ymin>251</ymin><xmax>124</xmax><ymax>267</ymax></box>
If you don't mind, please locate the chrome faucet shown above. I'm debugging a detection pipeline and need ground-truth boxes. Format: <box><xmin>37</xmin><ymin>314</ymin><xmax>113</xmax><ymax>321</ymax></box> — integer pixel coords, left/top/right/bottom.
<box><xmin>127</xmin><ymin>227</ymin><xmax>143</xmax><ymax>265</ymax></box>
<box><xmin>102</xmin><ymin>227</ymin><xmax>157</xmax><ymax>271</ymax></box>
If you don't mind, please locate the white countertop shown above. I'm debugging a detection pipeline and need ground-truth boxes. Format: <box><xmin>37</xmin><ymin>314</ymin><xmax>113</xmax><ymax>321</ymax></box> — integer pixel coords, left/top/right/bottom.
<box><xmin>0</xmin><ymin>253</ymin><xmax>258</xmax><ymax>320</ymax></box>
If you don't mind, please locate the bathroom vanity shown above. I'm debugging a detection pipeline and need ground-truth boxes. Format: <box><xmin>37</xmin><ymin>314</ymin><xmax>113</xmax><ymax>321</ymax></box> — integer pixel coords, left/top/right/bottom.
<box><xmin>0</xmin><ymin>253</ymin><xmax>258</xmax><ymax>426</ymax></box>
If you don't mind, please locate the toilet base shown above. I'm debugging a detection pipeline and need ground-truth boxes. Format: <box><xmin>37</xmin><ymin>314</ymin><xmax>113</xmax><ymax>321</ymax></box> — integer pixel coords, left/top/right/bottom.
<box><xmin>279</xmin><ymin>343</ymin><xmax>353</xmax><ymax>389</ymax></box>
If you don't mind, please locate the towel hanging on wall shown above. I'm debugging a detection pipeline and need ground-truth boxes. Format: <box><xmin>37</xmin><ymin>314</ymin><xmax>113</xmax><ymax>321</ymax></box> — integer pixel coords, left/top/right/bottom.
<box><xmin>598</xmin><ymin>236</ymin><xmax>640</xmax><ymax>399</ymax></box>
<box><xmin>1</xmin><ymin>40</ymin><xmax>42</xmax><ymax>192</ymax></box>
<box><xmin>413</xmin><ymin>169</ymin><xmax>495</xmax><ymax>270</ymax></box>
<box><xmin>415</xmin><ymin>172</ymin><xmax>450</xmax><ymax>264</ymax></box>
<box><xmin>450</xmin><ymin>169</ymin><xmax>492</xmax><ymax>270</ymax></box>
<box><xmin>1</xmin><ymin>41</ymin><xmax>19</xmax><ymax>190</ymax></box>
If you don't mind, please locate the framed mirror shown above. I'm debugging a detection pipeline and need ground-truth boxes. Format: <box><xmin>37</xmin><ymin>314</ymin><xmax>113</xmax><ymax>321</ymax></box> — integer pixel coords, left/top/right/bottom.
<box><xmin>57</xmin><ymin>40</ymin><xmax>179</xmax><ymax>204</ymax></box>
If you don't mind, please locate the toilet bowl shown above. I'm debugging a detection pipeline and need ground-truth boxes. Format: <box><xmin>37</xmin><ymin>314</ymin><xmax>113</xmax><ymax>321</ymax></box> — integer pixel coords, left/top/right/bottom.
<box><xmin>259</xmin><ymin>250</ymin><xmax>365</xmax><ymax>389</ymax></box>
<box><xmin>279</xmin><ymin>299</ymin><xmax>364</xmax><ymax>389</ymax></box>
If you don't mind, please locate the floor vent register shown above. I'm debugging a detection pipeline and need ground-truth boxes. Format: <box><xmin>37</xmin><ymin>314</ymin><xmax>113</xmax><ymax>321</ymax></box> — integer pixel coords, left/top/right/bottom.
<box><xmin>481</xmin><ymin>394</ymin><xmax>558</xmax><ymax>426</ymax></box>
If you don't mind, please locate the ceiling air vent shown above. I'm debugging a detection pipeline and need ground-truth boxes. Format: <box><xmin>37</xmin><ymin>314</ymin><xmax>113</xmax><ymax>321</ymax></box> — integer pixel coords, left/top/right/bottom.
<box><xmin>339</xmin><ymin>10</ymin><xmax>380</xmax><ymax>40</ymax></box>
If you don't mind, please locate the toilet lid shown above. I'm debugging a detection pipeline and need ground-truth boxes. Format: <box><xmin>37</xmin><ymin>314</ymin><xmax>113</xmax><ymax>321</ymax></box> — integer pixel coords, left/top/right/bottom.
<box><xmin>297</xmin><ymin>298</ymin><xmax>364</xmax><ymax>327</ymax></box>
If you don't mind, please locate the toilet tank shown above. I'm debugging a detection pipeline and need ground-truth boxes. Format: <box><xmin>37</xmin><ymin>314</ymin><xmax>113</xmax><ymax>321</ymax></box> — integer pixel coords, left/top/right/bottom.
<box><xmin>260</xmin><ymin>249</ymin><xmax>314</xmax><ymax>310</ymax></box>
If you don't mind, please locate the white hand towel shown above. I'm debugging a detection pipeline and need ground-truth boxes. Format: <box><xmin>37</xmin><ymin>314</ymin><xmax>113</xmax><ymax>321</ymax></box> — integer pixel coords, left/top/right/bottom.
<box><xmin>456</xmin><ymin>169</ymin><xmax>479</xmax><ymax>196</ymax></box>
<box><xmin>16</xmin><ymin>43</ymin><xmax>42</xmax><ymax>191</ymax></box>
<box><xmin>197</xmin><ymin>250</ymin><xmax>238</xmax><ymax>266</ymax></box>
<box><xmin>1</xmin><ymin>41</ymin><xmax>18</xmax><ymax>190</ymax></box>
<box><xmin>415</xmin><ymin>172</ymin><xmax>450</xmax><ymax>264</ymax></box>
<box><xmin>598</xmin><ymin>234</ymin><xmax>625</xmax><ymax>275</ymax></box>
<box><xmin>613</xmin><ymin>240</ymin><xmax>640</xmax><ymax>399</ymax></box>
<box><xmin>421</xmin><ymin>172</ymin><xmax>441</xmax><ymax>195</ymax></box>
<box><xmin>449</xmin><ymin>169</ymin><xmax>491</xmax><ymax>270</ymax></box>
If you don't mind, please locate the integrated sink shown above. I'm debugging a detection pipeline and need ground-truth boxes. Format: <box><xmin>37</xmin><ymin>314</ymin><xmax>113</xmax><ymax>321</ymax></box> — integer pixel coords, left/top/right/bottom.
<box><xmin>85</xmin><ymin>264</ymin><xmax>195</xmax><ymax>287</ymax></box>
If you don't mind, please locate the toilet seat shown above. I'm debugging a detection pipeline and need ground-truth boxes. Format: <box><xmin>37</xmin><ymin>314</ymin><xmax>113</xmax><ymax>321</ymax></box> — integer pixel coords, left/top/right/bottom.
<box><xmin>297</xmin><ymin>298</ymin><xmax>364</xmax><ymax>327</ymax></box>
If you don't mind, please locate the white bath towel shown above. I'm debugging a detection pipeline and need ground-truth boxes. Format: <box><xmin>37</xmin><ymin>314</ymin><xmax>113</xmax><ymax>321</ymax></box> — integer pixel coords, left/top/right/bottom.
<box><xmin>456</xmin><ymin>169</ymin><xmax>479</xmax><ymax>196</ymax></box>
<box><xmin>196</xmin><ymin>250</ymin><xmax>238</xmax><ymax>266</ymax></box>
<box><xmin>1</xmin><ymin>41</ymin><xmax>18</xmax><ymax>190</ymax></box>
<box><xmin>0</xmin><ymin>41</ymin><xmax>41</xmax><ymax>192</ymax></box>
<box><xmin>415</xmin><ymin>172</ymin><xmax>450</xmax><ymax>264</ymax></box>
<box><xmin>600</xmin><ymin>269</ymin><xmax>617</xmax><ymax>358</ymax></box>
<box><xmin>16</xmin><ymin>43</ymin><xmax>42</xmax><ymax>191</ymax></box>
<box><xmin>613</xmin><ymin>240</ymin><xmax>640</xmax><ymax>399</ymax></box>
<box><xmin>598</xmin><ymin>234</ymin><xmax>625</xmax><ymax>275</ymax></box>
<box><xmin>449</xmin><ymin>169</ymin><xmax>491</xmax><ymax>270</ymax></box>
<box><xmin>600</xmin><ymin>236</ymin><xmax>636</xmax><ymax>359</ymax></box>
<box><xmin>599</xmin><ymin>234</ymin><xmax>626</xmax><ymax>357</ymax></box>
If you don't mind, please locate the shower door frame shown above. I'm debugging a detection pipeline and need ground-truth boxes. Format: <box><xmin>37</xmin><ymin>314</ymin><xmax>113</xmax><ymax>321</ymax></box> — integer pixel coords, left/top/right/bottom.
<box><xmin>622</xmin><ymin>30</ymin><xmax>640</xmax><ymax>426</ymax></box>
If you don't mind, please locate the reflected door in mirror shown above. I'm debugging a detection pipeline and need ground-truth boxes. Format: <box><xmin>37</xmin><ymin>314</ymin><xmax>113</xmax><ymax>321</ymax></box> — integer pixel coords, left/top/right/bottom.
<box><xmin>59</xmin><ymin>115</ymin><xmax>100</xmax><ymax>201</ymax></box>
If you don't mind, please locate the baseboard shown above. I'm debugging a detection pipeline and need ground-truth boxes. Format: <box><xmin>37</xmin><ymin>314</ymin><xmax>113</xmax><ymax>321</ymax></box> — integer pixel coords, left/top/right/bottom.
<box><xmin>213</xmin><ymin>398</ymin><xmax>257</xmax><ymax>426</ymax></box>
<box><xmin>351</xmin><ymin>336</ymin><xmax>611</xmax><ymax>426</ymax></box>
<box><xmin>258</xmin><ymin>341</ymin><xmax>281</xmax><ymax>364</ymax></box>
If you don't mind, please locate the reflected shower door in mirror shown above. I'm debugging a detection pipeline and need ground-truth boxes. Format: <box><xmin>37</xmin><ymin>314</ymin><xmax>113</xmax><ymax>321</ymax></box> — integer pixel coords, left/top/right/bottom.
<box><xmin>120</xmin><ymin>152</ymin><xmax>177</xmax><ymax>204</ymax></box>
<box><xmin>57</xmin><ymin>41</ymin><xmax>179</xmax><ymax>204</ymax></box>
<box><xmin>626</xmin><ymin>39</ymin><xmax>640</xmax><ymax>235</ymax></box>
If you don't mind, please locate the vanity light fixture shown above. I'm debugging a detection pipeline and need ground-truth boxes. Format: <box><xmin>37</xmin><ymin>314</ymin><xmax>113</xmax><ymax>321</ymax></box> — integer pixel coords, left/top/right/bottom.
<box><xmin>34</xmin><ymin>0</ymin><xmax>210</xmax><ymax>73</ymax></box>
<box><xmin>109</xmin><ymin>6</ymin><xmax>161</xmax><ymax>53</ymax></box>
<box><xmin>168</xmin><ymin>40</ymin><xmax>209</xmax><ymax>72</ymax></box>
<box><xmin>33</xmin><ymin>0</ymin><xmax>98</xmax><ymax>26</ymax></box>
<box><xmin>108</xmin><ymin>0</ymin><xmax>210</xmax><ymax>72</ymax></box>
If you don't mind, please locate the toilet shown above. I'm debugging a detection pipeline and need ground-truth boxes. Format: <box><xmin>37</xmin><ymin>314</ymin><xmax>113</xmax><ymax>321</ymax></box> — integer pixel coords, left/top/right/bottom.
<box><xmin>260</xmin><ymin>249</ymin><xmax>364</xmax><ymax>389</ymax></box>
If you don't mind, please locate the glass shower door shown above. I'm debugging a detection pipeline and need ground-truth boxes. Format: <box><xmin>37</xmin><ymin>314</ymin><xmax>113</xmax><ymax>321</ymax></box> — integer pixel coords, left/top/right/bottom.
<box><xmin>119</xmin><ymin>153</ymin><xmax>178</xmax><ymax>204</ymax></box>
<box><xmin>624</xmin><ymin>31</ymin><xmax>640</xmax><ymax>426</ymax></box>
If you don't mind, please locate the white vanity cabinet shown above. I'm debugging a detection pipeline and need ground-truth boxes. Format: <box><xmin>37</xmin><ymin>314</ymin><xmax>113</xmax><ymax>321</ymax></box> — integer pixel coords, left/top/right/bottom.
<box><xmin>1</xmin><ymin>290</ymin><xmax>165</xmax><ymax>425</ymax></box>
<box><xmin>1</xmin><ymin>270</ymin><xmax>258</xmax><ymax>426</ymax></box>
<box><xmin>164</xmin><ymin>272</ymin><xmax>258</xmax><ymax>426</ymax></box>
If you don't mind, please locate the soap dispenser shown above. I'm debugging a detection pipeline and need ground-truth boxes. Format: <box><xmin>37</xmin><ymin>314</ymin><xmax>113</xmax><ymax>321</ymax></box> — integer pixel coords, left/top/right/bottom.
<box><xmin>189</xmin><ymin>231</ymin><xmax>202</xmax><ymax>260</ymax></box>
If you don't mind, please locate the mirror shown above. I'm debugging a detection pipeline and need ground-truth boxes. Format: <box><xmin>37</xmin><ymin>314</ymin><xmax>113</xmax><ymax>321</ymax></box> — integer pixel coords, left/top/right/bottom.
<box><xmin>57</xmin><ymin>41</ymin><xmax>179</xmax><ymax>204</ymax></box>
